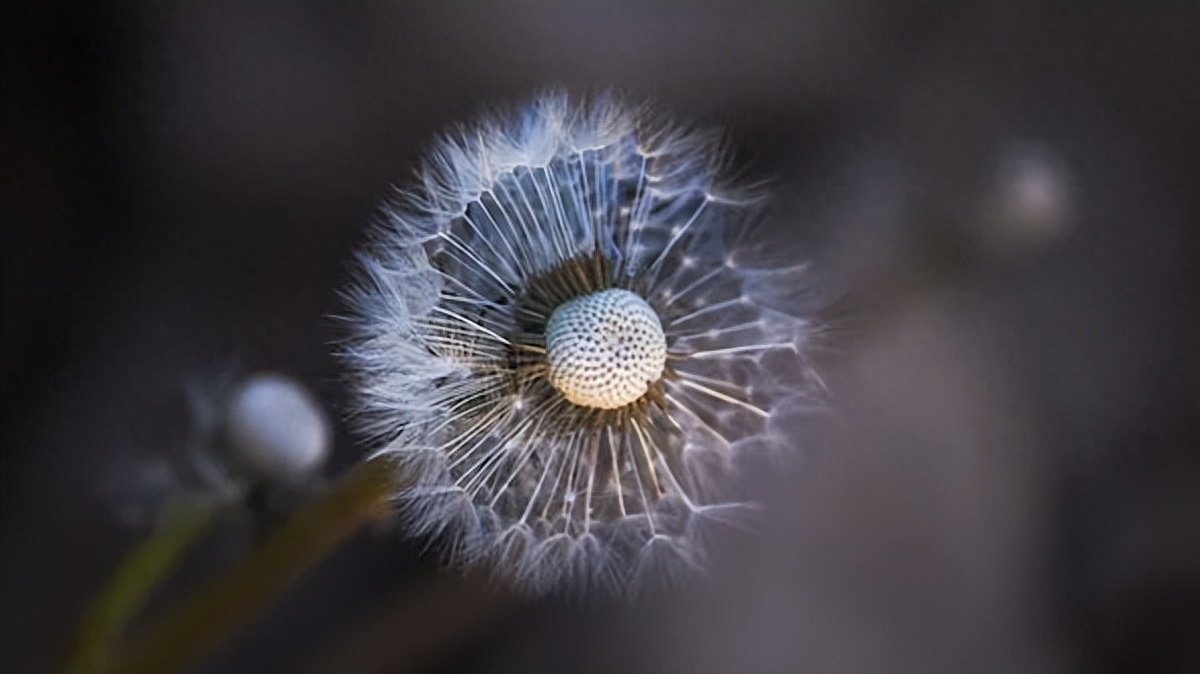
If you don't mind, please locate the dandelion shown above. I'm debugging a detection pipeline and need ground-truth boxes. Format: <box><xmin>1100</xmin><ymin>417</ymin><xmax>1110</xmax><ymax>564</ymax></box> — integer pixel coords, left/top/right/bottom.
<box><xmin>343</xmin><ymin>92</ymin><xmax>819</xmax><ymax>595</ymax></box>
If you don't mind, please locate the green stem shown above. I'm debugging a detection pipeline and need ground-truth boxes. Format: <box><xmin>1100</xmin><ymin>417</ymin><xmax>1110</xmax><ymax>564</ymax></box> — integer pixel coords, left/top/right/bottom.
<box><xmin>64</xmin><ymin>499</ymin><xmax>217</xmax><ymax>674</ymax></box>
<box><xmin>98</xmin><ymin>456</ymin><xmax>399</xmax><ymax>674</ymax></box>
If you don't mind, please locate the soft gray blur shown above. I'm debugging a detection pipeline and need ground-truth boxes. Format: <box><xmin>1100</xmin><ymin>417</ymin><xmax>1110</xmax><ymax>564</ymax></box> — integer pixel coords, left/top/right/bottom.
<box><xmin>2</xmin><ymin>3</ymin><xmax>1196</xmax><ymax>673</ymax></box>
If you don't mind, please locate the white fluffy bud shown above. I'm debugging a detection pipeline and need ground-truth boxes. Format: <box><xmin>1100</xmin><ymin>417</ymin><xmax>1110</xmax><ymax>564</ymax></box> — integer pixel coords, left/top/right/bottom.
<box><xmin>225</xmin><ymin>373</ymin><xmax>331</xmax><ymax>481</ymax></box>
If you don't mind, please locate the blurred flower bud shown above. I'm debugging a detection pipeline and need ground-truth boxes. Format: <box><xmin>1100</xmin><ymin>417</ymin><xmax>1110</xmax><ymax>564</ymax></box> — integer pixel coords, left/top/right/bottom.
<box><xmin>224</xmin><ymin>373</ymin><xmax>331</xmax><ymax>483</ymax></box>
<box><xmin>979</xmin><ymin>143</ymin><xmax>1073</xmax><ymax>252</ymax></box>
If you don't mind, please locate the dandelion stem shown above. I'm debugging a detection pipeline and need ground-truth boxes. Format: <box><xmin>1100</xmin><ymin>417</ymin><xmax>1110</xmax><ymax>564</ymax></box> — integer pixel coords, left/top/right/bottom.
<box><xmin>63</xmin><ymin>498</ymin><xmax>217</xmax><ymax>674</ymax></box>
<box><xmin>95</xmin><ymin>456</ymin><xmax>398</xmax><ymax>674</ymax></box>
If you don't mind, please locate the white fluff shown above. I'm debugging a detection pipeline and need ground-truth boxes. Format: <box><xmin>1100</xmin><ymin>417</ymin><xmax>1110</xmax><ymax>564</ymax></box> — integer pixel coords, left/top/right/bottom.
<box><xmin>343</xmin><ymin>92</ymin><xmax>820</xmax><ymax>596</ymax></box>
<box><xmin>225</xmin><ymin>373</ymin><xmax>331</xmax><ymax>481</ymax></box>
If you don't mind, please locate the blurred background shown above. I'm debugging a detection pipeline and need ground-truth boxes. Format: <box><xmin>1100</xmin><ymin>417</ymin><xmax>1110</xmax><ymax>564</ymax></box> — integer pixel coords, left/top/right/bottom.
<box><xmin>2</xmin><ymin>3</ymin><xmax>1196</xmax><ymax>672</ymax></box>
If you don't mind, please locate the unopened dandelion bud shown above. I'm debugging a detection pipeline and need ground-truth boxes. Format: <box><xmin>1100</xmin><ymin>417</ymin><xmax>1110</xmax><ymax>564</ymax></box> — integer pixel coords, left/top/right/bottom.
<box><xmin>225</xmin><ymin>373</ymin><xmax>330</xmax><ymax>482</ymax></box>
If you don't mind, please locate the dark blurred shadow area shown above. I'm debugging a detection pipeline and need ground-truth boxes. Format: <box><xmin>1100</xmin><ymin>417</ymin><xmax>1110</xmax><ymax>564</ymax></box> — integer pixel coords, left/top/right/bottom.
<box><xmin>2</xmin><ymin>3</ymin><xmax>1196</xmax><ymax>672</ymax></box>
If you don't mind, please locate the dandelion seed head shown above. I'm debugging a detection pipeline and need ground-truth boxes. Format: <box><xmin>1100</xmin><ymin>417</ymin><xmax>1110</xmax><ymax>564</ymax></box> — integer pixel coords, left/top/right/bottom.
<box><xmin>343</xmin><ymin>91</ymin><xmax>821</xmax><ymax>596</ymax></box>
<box><xmin>545</xmin><ymin>288</ymin><xmax>666</xmax><ymax>410</ymax></box>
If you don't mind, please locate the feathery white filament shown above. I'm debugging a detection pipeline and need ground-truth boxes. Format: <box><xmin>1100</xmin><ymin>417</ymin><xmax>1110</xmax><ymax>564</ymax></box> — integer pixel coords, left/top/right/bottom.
<box><xmin>545</xmin><ymin>288</ymin><xmax>666</xmax><ymax>410</ymax></box>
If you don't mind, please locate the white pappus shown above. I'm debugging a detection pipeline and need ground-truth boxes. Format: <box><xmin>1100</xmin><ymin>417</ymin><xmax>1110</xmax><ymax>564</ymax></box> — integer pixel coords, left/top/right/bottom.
<box><xmin>343</xmin><ymin>92</ymin><xmax>821</xmax><ymax>596</ymax></box>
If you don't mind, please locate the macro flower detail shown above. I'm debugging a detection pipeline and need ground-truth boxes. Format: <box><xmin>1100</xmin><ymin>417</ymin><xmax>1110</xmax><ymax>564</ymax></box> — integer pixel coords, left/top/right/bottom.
<box><xmin>545</xmin><ymin>287</ymin><xmax>667</xmax><ymax>410</ymax></box>
<box><xmin>345</xmin><ymin>93</ymin><xmax>819</xmax><ymax>595</ymax></box>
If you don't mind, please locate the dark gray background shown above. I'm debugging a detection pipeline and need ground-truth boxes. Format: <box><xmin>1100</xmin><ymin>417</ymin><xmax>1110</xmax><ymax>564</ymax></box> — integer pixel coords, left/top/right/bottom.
<box><xmin>2</xmin><ymin>3</ymin><xmax>1197</xmax><ymax>672</ymax></box>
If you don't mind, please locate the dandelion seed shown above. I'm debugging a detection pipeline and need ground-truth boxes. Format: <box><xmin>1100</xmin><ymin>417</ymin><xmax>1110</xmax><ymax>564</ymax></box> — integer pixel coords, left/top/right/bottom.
<box><xmin>343</xmin><ymin>92</ymin><xmax>820</xmax><ymax>596</ymax></box>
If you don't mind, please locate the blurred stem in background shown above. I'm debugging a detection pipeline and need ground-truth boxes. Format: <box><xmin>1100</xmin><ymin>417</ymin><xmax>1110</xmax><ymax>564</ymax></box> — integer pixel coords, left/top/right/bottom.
<box><xmin>66</xmin><ymin>455</ymin><xmax>398</xmax><ymax>674</ymax></box>
<box><xmin>63</xmin><ymin>498</ymin><xmax>218</xmax><ymax>674</ymax></box>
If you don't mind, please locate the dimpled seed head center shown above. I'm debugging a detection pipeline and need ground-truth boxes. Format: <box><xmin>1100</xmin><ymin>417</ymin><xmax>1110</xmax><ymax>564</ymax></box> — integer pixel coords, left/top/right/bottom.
<box><xmin>545</xmin><ymin>288</ymin><xmax>667</xmax><ymax>410</ymax></box>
